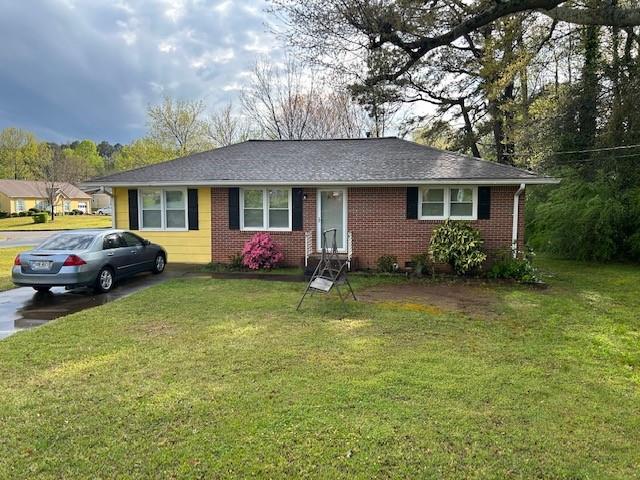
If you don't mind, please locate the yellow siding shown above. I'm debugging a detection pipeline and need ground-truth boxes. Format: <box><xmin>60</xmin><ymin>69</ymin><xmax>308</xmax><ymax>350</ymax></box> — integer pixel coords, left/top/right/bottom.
<box><xmin>0</xmin><ymin>192</ymin><xmax>10</xmax><ymax>212</ymax></box>
<box><xmin>113</xmin><ymin>187</ymin><xmax>212</xmax><ymax>264</ymax></box>
<box><xmin>0</xmin><ymin>196</ymin><xmax>91</xmax><ymax>214</ymax></box>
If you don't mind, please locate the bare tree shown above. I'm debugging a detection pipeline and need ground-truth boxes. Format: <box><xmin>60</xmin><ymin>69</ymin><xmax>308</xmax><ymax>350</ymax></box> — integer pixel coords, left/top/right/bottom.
<box><xmin>241</xmin><ymin>58</ymin><xmax>317</xmax><ymax>140</ymax></box>
<box><xmin>29</xmin><ymin>144</ymin><xmax>85</xmax><ymax>222</ymax></box>
<box><xmin>206</xmin><ymin>103</ymin><xmax>254</xmax><ymax>147</ymax></box>
<box><xmin>241</xmin><ymin>58</ymin><xmax>374</xmax><ymax>139</ymax></box>
<box><xmin>147</xmin><ymin>96</ymin><xmax>210</xmax><ymax>155</ymax></box>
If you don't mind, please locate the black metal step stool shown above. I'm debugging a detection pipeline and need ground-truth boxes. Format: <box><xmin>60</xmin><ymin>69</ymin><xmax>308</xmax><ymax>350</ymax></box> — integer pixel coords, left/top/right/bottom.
<box><xmin>296</xmin><ymin>229</ymin><xmax>356</xmax><ymax>310</ymax></box>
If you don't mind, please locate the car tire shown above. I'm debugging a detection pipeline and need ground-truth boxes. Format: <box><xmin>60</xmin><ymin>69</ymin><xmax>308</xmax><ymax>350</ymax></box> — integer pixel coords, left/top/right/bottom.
<box><xmin>153</xmin><ymin>254</ymin><xmax>166</xmax><ymax>274</ymax></box>
<box><xmin>33</xmin><ymin>286</ymin><xmax>51</xmax><ymax>292</ymax></box>
<box><xmin>95</xmin><ymin>267</ymin><xmax>115</xmax><ymax>293</ymax></box>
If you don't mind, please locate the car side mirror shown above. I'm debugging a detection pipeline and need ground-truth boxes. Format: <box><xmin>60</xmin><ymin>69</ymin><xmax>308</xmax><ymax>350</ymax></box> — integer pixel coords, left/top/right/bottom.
<box><xmin>143</xmin><ymin>239</ymin><xmax>150</xmax><ymax>246</ymax></box>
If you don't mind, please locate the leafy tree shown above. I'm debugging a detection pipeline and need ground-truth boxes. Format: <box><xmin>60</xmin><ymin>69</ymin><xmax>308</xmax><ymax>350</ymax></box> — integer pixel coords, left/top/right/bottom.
<box><xmin>147</xmin><ymin>96</ymin><xmax>211</xmax><ymax>155</ymax></box>
<box><xmin>206</xmin><ymin>103</ymin><xmax>254</xmax><ymax>147</ymax></box>
<box><xmin>62</xmin><ymin>139</ymin><xmax>104</xmax><ymax>177</ymax></box>
<box><xmin>113</xmin><ymin>138</ymin><xmax>177</xmax><ymax>171</ymax></box>
<box><xmin>0</xmin><ymin>127</ymin><xmax>39</xmax><ymax>179</ymax></box>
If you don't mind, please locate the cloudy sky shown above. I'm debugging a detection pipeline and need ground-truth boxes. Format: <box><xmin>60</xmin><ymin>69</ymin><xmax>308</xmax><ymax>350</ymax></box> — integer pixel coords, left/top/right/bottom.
<box><xmin>0</xmin><ymin>0</ymin><xmax>280</xmax><ymax>144</ymax></box>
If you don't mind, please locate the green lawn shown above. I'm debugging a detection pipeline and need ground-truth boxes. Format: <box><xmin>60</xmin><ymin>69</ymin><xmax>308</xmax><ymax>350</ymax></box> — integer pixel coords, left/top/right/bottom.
<box><xmin>0</xmin><ymin>215</ymin><xmax>111</xmax><ymax>231</ymax></box>
<box><xmin>0</xmin><ymin>258</ymin><xmax>638</xmax><ymax>478</ymax></box>
<box><xmin>0</xmin><ymin>247</ymin><xmax>22</xmax><ymax>291</ymax></box>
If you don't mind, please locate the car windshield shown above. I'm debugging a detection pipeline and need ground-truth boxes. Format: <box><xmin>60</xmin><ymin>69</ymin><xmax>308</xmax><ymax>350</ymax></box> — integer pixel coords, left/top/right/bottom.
<box><xmin>37</xmin><ymin>234</ymin><xmax>96</xmax><ymax>251</ymax></box>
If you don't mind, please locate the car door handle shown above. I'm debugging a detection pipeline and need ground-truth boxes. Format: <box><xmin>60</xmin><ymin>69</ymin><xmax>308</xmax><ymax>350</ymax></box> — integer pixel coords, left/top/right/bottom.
<box><xmin>107</xmin><ymin>252</ymin><xmax>114</xmax><ymax>256</ymax></box>
<box><xmin>130</xmin><ymin>250</ymin><xmax>137</xmax><ymax>254</ymax></box>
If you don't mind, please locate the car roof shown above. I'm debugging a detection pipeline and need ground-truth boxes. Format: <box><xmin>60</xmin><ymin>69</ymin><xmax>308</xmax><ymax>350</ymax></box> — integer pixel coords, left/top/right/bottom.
<box><xmin>49</xmin><ymin>229</ymin><xmax>122</xmax><ymax>236</ymax></box>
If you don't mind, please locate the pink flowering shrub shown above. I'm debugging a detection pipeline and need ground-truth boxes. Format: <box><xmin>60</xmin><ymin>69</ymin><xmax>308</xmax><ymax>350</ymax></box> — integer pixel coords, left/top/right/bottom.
<box><xmin>241</xmin><ymin>232</ymin><xmax>284</xmax><ymax>270</ymax></box>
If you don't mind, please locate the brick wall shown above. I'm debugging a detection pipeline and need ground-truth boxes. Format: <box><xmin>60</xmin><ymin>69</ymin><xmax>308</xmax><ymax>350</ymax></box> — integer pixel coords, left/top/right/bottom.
<box><xmin>347</xmin><ymin>186</ymin><xmax>524</xmax><ymax>269</ymax></box>
<box><xmin>211</xmin><ymin>186</ymin><xmax>525</xmax><ymax>268</ymax></box>
<box><xmin>211</xmin><ymin>187</ymin><xmax>317</xmax><ymax>266</ymax></box>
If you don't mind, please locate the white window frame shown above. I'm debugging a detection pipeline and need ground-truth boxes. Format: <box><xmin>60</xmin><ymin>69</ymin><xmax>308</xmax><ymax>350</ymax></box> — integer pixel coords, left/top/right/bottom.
<box><xmin>418</xmin><ymin>185</ymin><xmax>478</xmax><ymax>221</ymax></box>
<box><xmin>15</xmin><ymin>198</ymin><xmax>25</xmax><ymax>213</ymax></box>
<box><xmin>240</xmin><ymin>187</ymin><xmax>292</xmax><ymax>232</ymax></box>
<box><xmin>138</xmin><ymin>188</ymin><xmax>188</xmax><ymax>232</ymax></box>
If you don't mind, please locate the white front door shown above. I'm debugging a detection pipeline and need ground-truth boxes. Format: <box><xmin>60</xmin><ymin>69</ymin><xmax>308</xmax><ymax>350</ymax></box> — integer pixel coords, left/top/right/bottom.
<box><xmin>317</xmin><ymin>189</ymin><xmax>347</xmax><ymax>252</ymax></box>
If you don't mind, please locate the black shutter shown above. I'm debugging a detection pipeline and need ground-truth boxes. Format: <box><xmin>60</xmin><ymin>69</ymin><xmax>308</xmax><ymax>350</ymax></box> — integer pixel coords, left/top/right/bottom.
<box><xmin>478</xmin><ymin>186</ymin><xmax>491</xmax><ymax>219</ymax></box>
<box><xmin>187</xmin><ymin>189</ymin><xmax>199</xmax><ymax>230</ymax></box>
<box><xmin>292</xmin><ymin>188</ymin><xmax>304</xmax><ymax>231</ymax></box>
<box><xmin>228</xmin><ymin>187</ymin><xmax>240</xmax><ymax>230</ymax></box>
<box><xmin>127</xmin><ymin>189</ymin><xmax>139</xmax><ymax>230</ymax></box>
<box><xmin>406</xmin><ymin>187</ymin><xmax>418</xmax><ymax>219</ymax></box>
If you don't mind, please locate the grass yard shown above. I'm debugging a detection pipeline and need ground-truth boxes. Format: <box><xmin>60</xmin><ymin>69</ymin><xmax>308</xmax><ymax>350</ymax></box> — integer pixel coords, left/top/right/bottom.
<box><xmin>0</xmin><ymin>247</ymin><xmax>22</xmax><ymax>291</ymax></box>
<box><xmin>0</xmin><ymin>215</ymin><xmax>111</xmax><ymax>231</ymax></box>
<box><xmin>0</xmin><ymin>258</ymin><xmax>638</xmax><ymax>478</ymax></box>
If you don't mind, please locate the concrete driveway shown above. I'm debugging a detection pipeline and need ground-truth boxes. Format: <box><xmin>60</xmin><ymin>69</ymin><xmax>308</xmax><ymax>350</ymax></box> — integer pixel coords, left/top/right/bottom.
<box><xmin>0</xmin><ymin>265</ymin><xmax>197</xmax><ymax>340</ymax></box>
<box><xmin>0</xmin><ymin>231</ymin><xmax>53</xmax><ymax>247</ymax></box>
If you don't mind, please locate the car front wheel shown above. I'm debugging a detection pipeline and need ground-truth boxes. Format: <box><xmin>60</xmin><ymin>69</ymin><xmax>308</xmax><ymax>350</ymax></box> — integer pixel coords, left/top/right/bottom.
<box><xmin>153</xmin><ymin>254</ymin><xmax>166</xmax><ymax>274</ymax></box>
<box><xmin>95</xmin><ymin>267</ymin><xmax>114</xmax><ymax>293</ymax></box>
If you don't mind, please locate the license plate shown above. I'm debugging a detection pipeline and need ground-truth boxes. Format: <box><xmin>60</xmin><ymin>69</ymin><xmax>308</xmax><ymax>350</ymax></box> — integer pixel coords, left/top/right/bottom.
<box><xmin>31</xmin><ymin>260</ymin><xmax>52</xmax><ymax>271</ymax></box>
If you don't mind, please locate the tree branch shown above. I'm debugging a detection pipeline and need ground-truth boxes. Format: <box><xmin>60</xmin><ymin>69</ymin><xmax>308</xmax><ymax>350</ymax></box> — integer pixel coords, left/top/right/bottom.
<box><xmin>542</xmin><ymin>5</ymin><xmax>640</xmax><ymax>26</ymax></box>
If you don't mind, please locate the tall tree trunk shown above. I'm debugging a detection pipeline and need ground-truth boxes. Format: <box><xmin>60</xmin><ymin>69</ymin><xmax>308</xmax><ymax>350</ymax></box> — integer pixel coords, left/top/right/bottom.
<box><xmin>459</xmin><ymin>101</ymin><xmax>481</xmax><ymax>158</ymax></box>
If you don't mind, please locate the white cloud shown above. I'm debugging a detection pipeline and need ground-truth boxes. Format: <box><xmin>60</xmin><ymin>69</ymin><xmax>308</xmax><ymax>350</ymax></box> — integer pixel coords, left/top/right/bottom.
<box><xmin>222</xmin><ymin>82</ymin><xmax>242</xmax><ymax>91</ymax></box>
<box><xmin>189</xmin><ymin>48</ymin><xmax>235</xmax><ymax>69</ymax></box>
<box><xmin>116</xmin><ymin>18</ymin><xmax>139</xmax><ymax>46</ymax></box>
<box><xmin>158</xmin><ymin>41</ymin><xmax>176</xmax><ymax>53</ymax></box>
<box><xmin>163</xmin><ymin>0</ymin><xmax>186</xmax><ymax>22</ymax></box>
<box><xmin>214</xmin><ymin>0</ymin><xmax>233</xmax><ymax>14</ymax></box>
<box><xmin>243</xmin><ymin>30</ymin><xmax>274</xmax><ymax>54</ymax></box>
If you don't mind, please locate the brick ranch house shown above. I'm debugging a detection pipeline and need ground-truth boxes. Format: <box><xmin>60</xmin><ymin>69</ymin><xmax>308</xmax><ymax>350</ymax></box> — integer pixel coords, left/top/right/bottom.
<box><xmin>87</xmin><ymin>138</ymin><xmax>558</xmax><ymax>269</ymax></box>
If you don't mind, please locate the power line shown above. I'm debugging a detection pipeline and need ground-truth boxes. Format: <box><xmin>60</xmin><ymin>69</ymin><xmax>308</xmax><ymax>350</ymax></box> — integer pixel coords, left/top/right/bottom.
<box><xmin>552</xmin><ymin>143</ymin><xmax>640</xmax><ymax>156</ymax></box>
<box><xmin>502</xmin><ymin>143</ymin><xmax>640</xmax><ymax>157</ymax></box>
<box><xmin>557</xmin><ymin>152</ymin><xmax>640</xmax><ymax>163</ymax></box>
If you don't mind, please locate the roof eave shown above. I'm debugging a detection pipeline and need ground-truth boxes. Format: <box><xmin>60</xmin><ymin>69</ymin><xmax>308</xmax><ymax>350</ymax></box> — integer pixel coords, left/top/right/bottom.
<box><xmin>84</xmin><ymin>177</ymin><xmax>560</xmax><ymax>188</ymax></box>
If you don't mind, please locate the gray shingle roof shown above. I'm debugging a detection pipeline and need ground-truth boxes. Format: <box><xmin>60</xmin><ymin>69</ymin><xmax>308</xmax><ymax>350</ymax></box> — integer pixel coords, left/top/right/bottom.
<box><xmin>0</xmin><ymin>180</ymin><xmax>92</xmax><ymax>199</ymax></box>
<box><xmin>90</xmin><ymin>137</ymin><xmax>555</xmax><ymax>185</ymax></box>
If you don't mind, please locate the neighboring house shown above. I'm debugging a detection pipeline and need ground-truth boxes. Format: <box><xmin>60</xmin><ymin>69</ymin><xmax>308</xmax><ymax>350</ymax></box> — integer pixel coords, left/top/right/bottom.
<box><xmin>87</xmin><ymin>138</ymin><xmax>558</xmax><ymax>267</ymax></box>
<box><xmin>0</xmin><ymin>180</ymin><xmax>92</xmax><ymax>215</ymax></box>
<box><xmin>81</xmin><ymin>186</ymin><xmax>112</xmax><ymax>211</ymax></box>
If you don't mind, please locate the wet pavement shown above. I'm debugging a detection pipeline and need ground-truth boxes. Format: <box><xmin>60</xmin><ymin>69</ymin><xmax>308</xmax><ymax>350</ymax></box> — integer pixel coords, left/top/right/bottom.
<box><xmin>0</xmin><ymin>265</ymin><xmax>197</xmax><ymax>340</ymax></box>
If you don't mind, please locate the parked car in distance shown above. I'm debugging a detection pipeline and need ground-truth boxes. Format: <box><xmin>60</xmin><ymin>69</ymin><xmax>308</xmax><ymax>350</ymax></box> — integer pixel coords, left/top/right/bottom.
<box><xmin>12</xmin><ymin>229</ymin><xmax>167</xmax><ymax>293</ymax></box>
<box><xmin>95</xmin><ymin>207</ymin><xmax>112</xmax><ymax>215</ymax></box>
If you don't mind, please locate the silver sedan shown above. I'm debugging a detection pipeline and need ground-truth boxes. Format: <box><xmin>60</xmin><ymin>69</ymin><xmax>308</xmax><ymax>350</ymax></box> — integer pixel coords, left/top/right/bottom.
<box><xmin>12</xmin><ymin>229</ymin><xmax>167</xmax><ymax>293</ymax></box>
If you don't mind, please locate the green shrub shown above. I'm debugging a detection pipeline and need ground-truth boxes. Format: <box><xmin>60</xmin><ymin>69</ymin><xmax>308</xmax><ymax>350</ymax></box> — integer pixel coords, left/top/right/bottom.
<box><xmin>0</xmin><ymin>211</ymin><xmax>8</xmax><ymax>219</ymax></box>
<box><xmin>18</xmin><ymin>211</ymin><xmax>27</xmax><ymax>217</ymax></box>
<box><xmin>229</xmin><ymin>253</ymin><xmax>244</xmax><ymax>271</ymax></box>
<box><xmin>32</xmin><ymin>213</ymin><xmax>48</xmax><ymax>224</ymax></box>
<box><xmin>488</xmin><ymin>250</ymin><xmax>539</xmax><ymax>283</ymax></box>
<box><xmin>376</xmin><ymin>255</ymin><xmax>398</xmax><ymax>273</ymax></box>
<box><xmin>10</xmin><ymin>212</ymin><xmax>18</xmax><ymax>218</ymax></box>
<box><xmin>410</xmin><ymin>252</ymin><xmax>432</xmax><ymax>277</ymax></box>
<box><xmin>429</xmin><ymin>220</ymin><xmax>487</xmax><ymax>275</ymax></box>
<box><xmin>527</xmin><ymin>177</ymin><xmax>640</xmax><ymax>262</ymax></box>
<box><xmin>28</xmin><ymin>208</ymin><xmax>40</xmax><ymax>214</ymax></box>
<box><xmin>26</xmin><ymin>210</ymin><xmax>33</xmax><ymax>216</ymax></box>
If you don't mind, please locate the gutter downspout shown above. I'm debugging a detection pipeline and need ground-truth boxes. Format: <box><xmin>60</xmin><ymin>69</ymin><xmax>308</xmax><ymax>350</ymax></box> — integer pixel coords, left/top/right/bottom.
<box><xmin>512</xmin><ymin>183</ymin><xmax>526</xmax><ymax>258</ymax></box>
